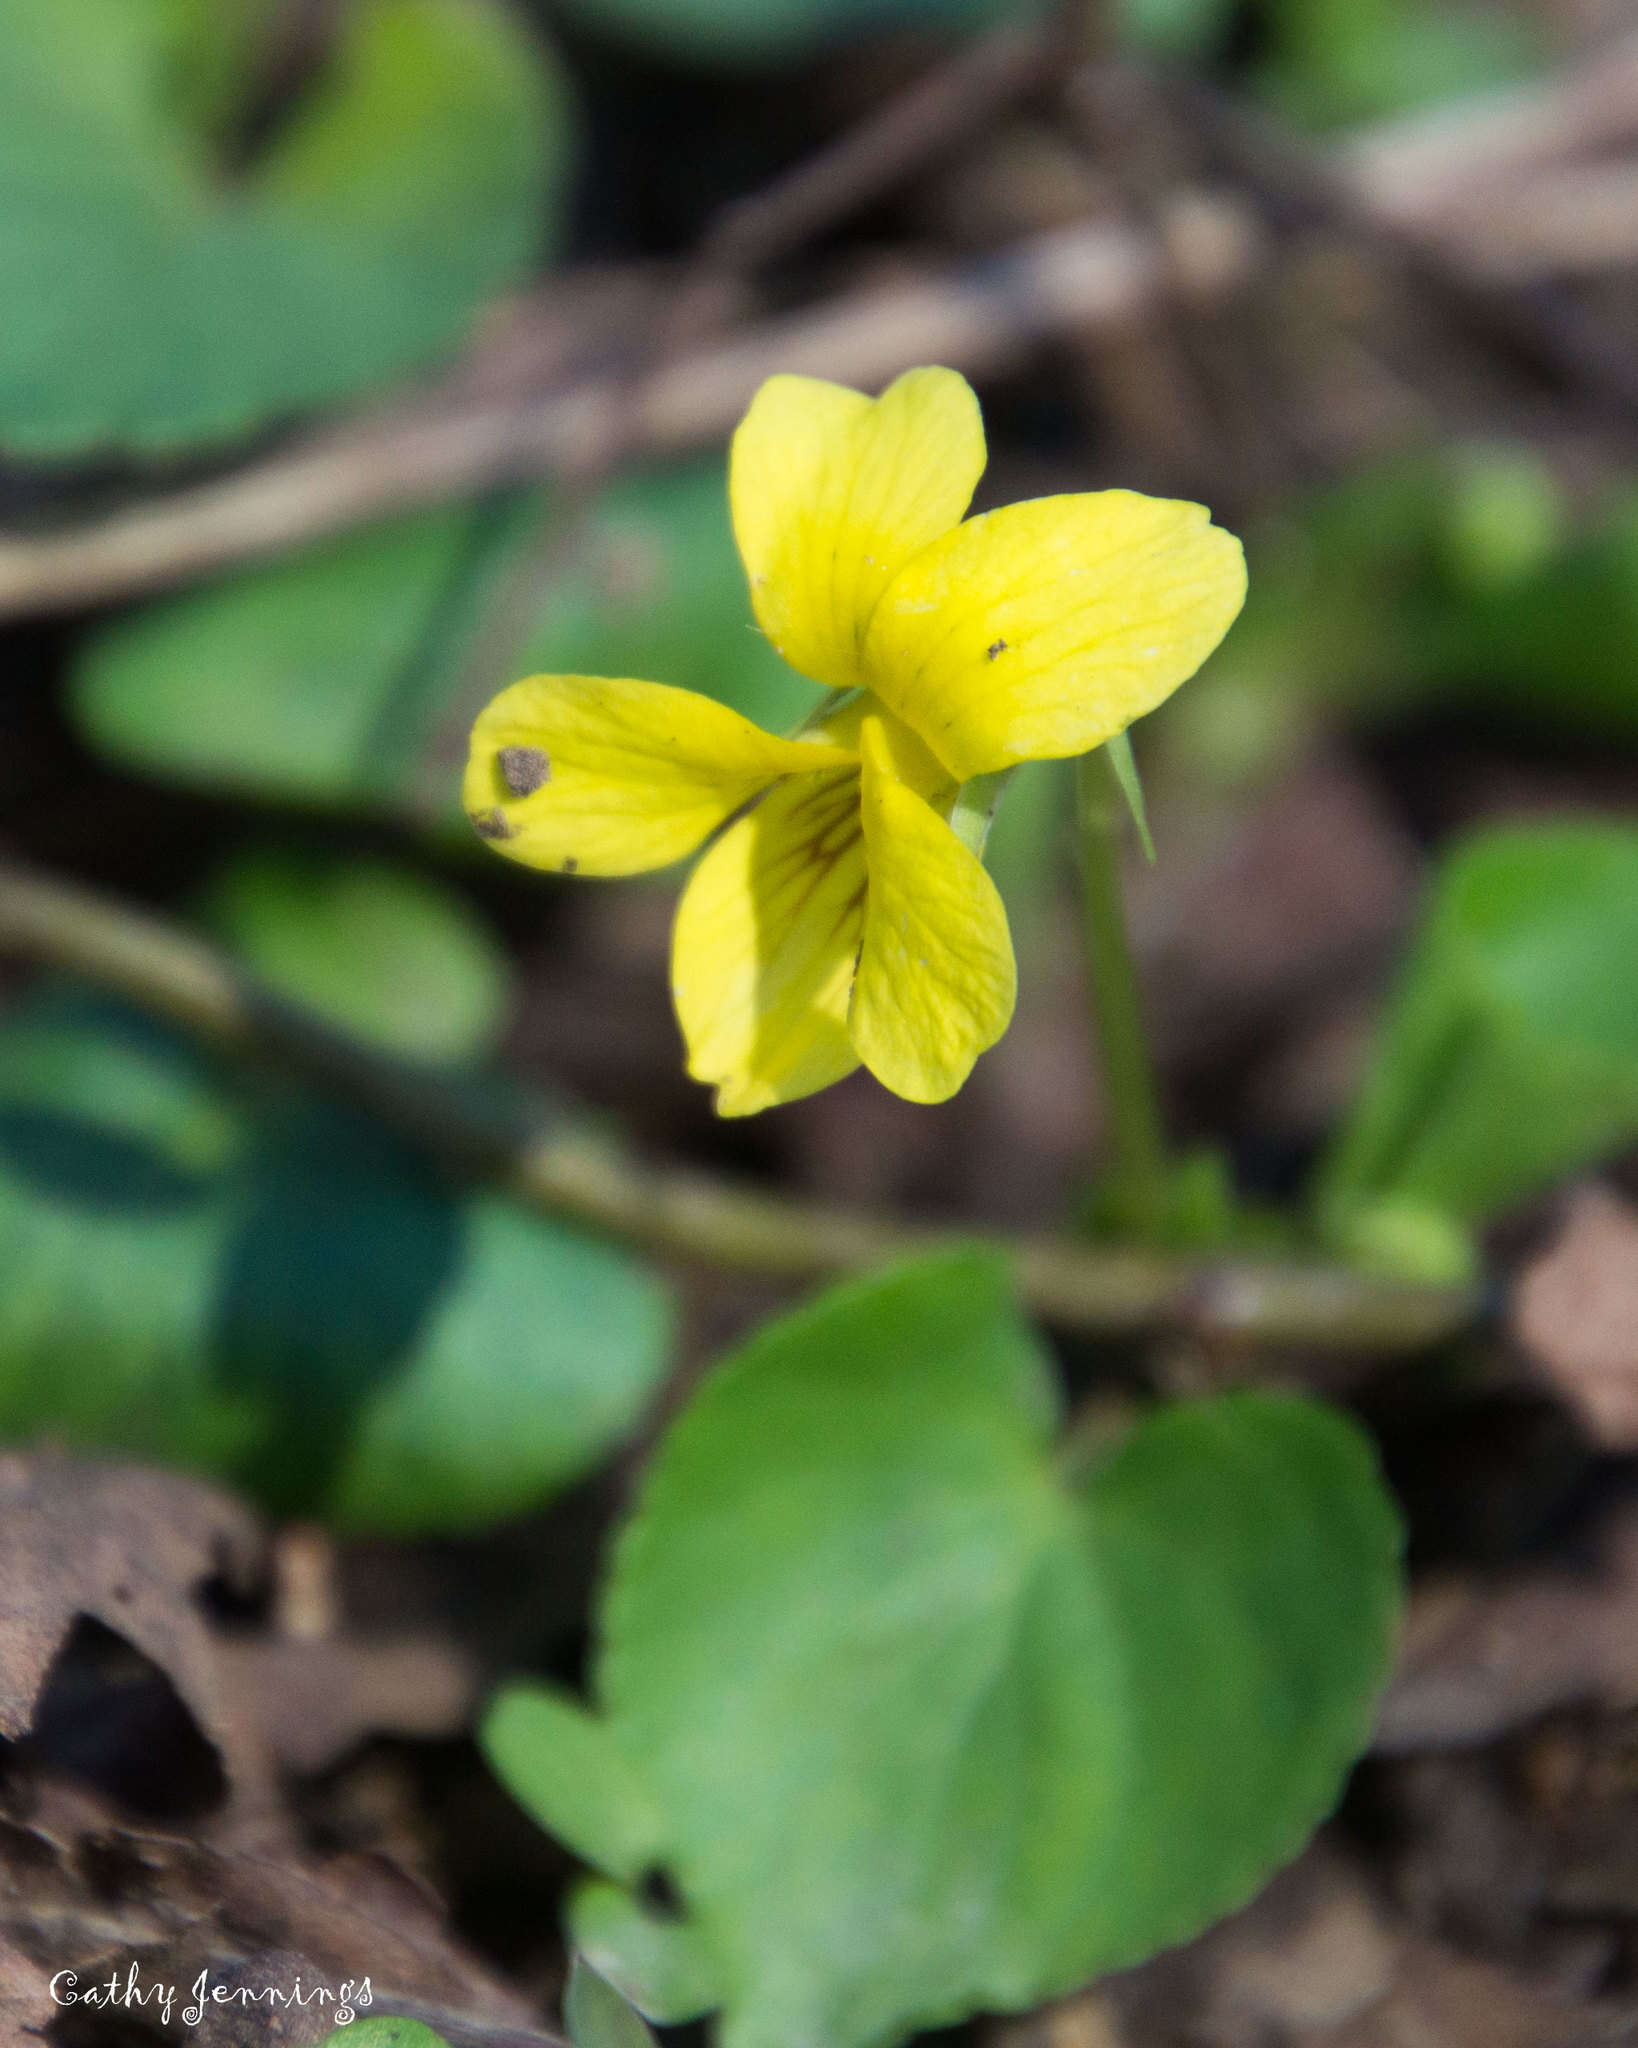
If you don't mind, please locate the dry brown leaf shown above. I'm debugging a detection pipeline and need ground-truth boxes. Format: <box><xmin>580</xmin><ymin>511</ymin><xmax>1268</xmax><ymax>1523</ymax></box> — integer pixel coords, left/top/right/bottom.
<box><xmin>0</xmin><ymin>1450</ymin><xmax>274</xmax><ymax>1810</ymax></box>
<box><xmin>0</xmin><ymin>1926</ymin><xmax>57</xmax><ymax>2036</ymax></box>
<box><xmin>3</xmin><ymin>1776</ymin><xmax>550</xmax><ymax>2044</ymax></box>
<box><xmin>1514</xmin><ymin>1184</ymin><xmax>1638</xmax><ymax>1448</ymax></box>
<box><xmin>1377</xmin><ymin>1509</ymin><xmax>1638</xmax><ymax>1752</ymax></box>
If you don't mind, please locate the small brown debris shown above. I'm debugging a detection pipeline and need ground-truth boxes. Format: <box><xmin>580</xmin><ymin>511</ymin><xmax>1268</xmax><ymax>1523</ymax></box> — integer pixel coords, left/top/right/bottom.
<box><xmin>1079</xmin><ymin>1845</ymin><xmax>1611</xmax><ymax>2048</ymax></box>
<box><xmin>1513</xmin><ymin>1183</ymin><xmax>1638</xmax><ymax>1447</ymax></box>
<box><xmin>986</xmin><ymin>638</ymin><xmax>1008</xmax><ymax>659</ymax></box>
<box><xmin>0</xmin><ymin>1930</ymin><xmax>56</xmax><ymax>2037</ymax></box>
<box><xmin>0</xmin><ymin>1778</ymin><xmax>551</xmax><ymax>2045</ymax></box>
<box><xmin>498</xmin><ymin>745</ymin><xmax>551</xmax><ymax>796</ymax></box>
<box><xmin>1377</xmin><ymin>1507</ymin><xmax>1638</xmax><ymax>1751</ymax></box>
<box><xmin>471</xmin><ymin>809</ymin><xmax>514</xmax><ymax>840</ymax></box>
<box><xmin>0</xmin><ymin>1453</ymin><xmax>272</xmax><ymax>1812</ymax></box>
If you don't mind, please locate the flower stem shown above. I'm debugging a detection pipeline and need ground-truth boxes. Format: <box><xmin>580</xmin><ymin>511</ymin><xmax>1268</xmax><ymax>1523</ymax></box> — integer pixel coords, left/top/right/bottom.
<box><xmin>1075</xmin><ymin>747</ymin><xmax>1169</xmax><ymax>1236</ymax></box>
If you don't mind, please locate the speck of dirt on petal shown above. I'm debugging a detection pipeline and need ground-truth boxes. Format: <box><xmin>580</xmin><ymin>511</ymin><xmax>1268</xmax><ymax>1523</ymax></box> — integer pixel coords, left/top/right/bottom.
<box><xmin>986</xmin><ymin>639</ymin><xmax>1008</xmax><ymax>660</ymax></box>
<box><xmin>472</xmin><ymin>809</ymin><xmax>514</xmax><ymax>840</ymax></box>
<box><xmin>498</xmin><ymin>745</ymin><xmax>551</xmax><ymax>796</ymax></box>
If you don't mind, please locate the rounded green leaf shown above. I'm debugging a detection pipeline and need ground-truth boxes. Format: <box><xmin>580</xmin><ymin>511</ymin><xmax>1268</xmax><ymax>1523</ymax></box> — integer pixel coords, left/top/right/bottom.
<box><xmin>70</xmin><ymin>465</ymin><xmax>814</xmax><ymax>814</ymax></box>
<box><xmin>0</xmin><ymin>994</ymin><xmax>671</xmax><ymax>1532</ymax></box>
<box><xmin>484</xmin><ymin>1683</ymin><xmax>668</xmax><ymax>1885</ymax></box>
<box><xmin>323</xmin><ymin>2023</ymin><xmax>449</xmax><ymax>2048</ymax></box>
<box><xmin>203</xmin><ymin>849</ymin><xmax>512</xmax><ymax>1063</ymax></box>
<box><xmin>0</xmin><ymin>0</ymin><xmax>570</xmax><ymax>455</ymax></box>
<box><xmin>1319</xmin><ymin>823</ymin><xmax>1638</xmax><ymax>1231</ymax></box>
<box><xmin>524</xmin><ymin>1252</ymin><xmax>1400</xmax><ymax>2048</ymax></box>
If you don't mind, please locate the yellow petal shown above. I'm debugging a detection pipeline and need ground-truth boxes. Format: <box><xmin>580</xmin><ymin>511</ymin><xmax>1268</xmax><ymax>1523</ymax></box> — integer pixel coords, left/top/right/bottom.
<box><xmin>863</xmin><ymin>491</ymin><xmax>1247</xmax><ymax>779</ymax></box>
<box><xmin>729</xmin><ymin>368</ymin><xmax>985</xmax><ymax>692</ymax></box>
<box><xmin>465</xmin><ymin>674</ymin><xmax>852</xmax><ymax>877</ymax></box>
<box><xmin>848</xmin><ymin>715</ymin><xmax>1016</xmax><ymax>1103</ymax></box>
<box><xmin>672</xmin><ymin>767</ymin><xmax>867</xmax><ymax>1116</ymax></box>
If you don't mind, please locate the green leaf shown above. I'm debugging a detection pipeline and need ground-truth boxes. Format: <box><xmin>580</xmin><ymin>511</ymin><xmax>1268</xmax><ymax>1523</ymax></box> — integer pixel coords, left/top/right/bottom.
<box><xmin>1259</xmin><ymin>0</ymin><xmax>1538</xmax><ymax>129</ymax></box>
<box><xmin>202</xmin><ymin>848</ymin><xmax>511</xmax><ymax>1063</ymax></box>
<box><xmin>1104</xmin><ymin>732</ymin><xmax>1155</xmax><ymax>862</ymax></box>
<box><xmin>322</xmin><ymin>2023</ymin><xmax>449</xmax><ymax>2048</ymax></box>
<box><xmin>0</xmin><ymin>994</ymin><xmax>671</xmax><ymax>1532</ymax></box>
<box><xmin>569</xmin><ymin>1881</ymin><xmax>724</xmax><ymax>2024</ymax></box>
<box><xmin>73</xmin><ymin>498</ymin><xmax>532</xmax><ymax>808</ymax></box>
<box><xmin>0</xmin><ymin>0</ymin><xmax>570</xmax><ymax>455</ymax></box>
<box><xmin>1117</xmin><ymin>0</ymin><xmax>1234</xmax><ymax>61</ymax></box>
<box><xmin>484</xmin><ymin>1683</ymin><xmax>668</xmax><ymax>1884</ymax></box>
<box><xmin>1318</xmin><ymin>823</ymin><xmax>1638</xmax><ymax>1236</ymax></box>
<box><xmin>566</xmin><ymin>1955</ymin><xmax>660</xmax><ymax>2048</ymax></box>
<box><xmin>513</xmin><ymin>1252</ymin><xmax>1400</xmax><ymax>2048</ymax></box>
<box><xmin>71</xmin><ymin>463</ymin><xmax>815</xmax><ymax>814</ymax></box>
<box><xmin>555</xmin><ymin>0</ymin><xmax>1040</xmax><ymax>67</ymax></box>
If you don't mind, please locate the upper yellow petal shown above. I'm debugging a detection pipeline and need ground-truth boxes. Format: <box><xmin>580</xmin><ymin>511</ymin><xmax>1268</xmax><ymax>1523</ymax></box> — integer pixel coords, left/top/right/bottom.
<box><xmin>729</xmin><ymin>368</ymin><xmax>986</xmax><ymax>692</ymax></box>
<box><xmin>671</xmin><ymin>767</ymin><xmax>866</xmax><ymax>1117</ymax></box>
<box><xmin>465</xmin><ymin>674</ymin><xmax>853</xmax><ymax>878</ymax></box>
<box><xmin>848</xmin><ymin>715</ymin><xmax>1016</xmax><ymax>1104</ymax></box>
<box><xmin>862</xmin><ymin>491</ymin><xmax>1247</xmax><ymax>779</ymax></box>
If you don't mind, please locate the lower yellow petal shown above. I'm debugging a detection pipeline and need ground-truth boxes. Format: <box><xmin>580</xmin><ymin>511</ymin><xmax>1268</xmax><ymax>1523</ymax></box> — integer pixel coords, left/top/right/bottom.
<box><xmin>465</xmin><ymin>674</ymin><xmax>853</xmax><ymax>877</ymax></box>
<box><xmin>864</xmin><ymin>492</ymin><xmax>1246</xmax><ymax>779</ymax></box>
<box><xmin>672</xmin><ymin>768</ymin><xmax>867</xmax><ymax>1116</ymax></box>
<box><xmin>848</xmin><ymin>715</ymin><xmax>1016</xmax><ymax>1103</ymax></box>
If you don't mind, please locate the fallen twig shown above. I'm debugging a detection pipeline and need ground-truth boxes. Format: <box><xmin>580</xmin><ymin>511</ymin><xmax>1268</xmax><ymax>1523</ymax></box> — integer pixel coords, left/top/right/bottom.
<box><xmin>9</xmin><ymin>27</ymin><xmax>1638</xmax><ymax>617</ymax></box>
<box><xmin>0</xmin><ymin>857</ymin><xmax>1481</xmax><ymax>1354</ymax></box>
<box><xmin>0</xmin><ymin>197</ymin><xmax>1254</xmax><ymax>620</ymax></box>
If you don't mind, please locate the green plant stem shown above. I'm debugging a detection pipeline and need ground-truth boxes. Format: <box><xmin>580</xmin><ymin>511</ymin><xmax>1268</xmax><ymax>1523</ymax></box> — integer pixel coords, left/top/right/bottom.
<box><xmin>1075</xmin><ymin>748</ymin><xmax>1169</xmax><ymax>1235</ymax></box>
<box><xmin>0</xmin><ymin>857</ymin><xmax>1481</xmax><ymax>1356</ymax></box>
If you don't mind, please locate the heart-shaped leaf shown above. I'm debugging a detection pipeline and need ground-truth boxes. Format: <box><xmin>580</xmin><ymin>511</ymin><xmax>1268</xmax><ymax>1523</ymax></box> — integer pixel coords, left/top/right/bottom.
<box><xmin>202</xmin><ymin>848</ymin><xmax>512</xmax><ymax>1063</ymax></box>
<box><xmin>71</xmin><ymin>464</ymin><xmax>816</xmax><ymax>813</ymax></box>
<box><xmin>1318</xmin><ymin>822</ymin><xmax>1638</xmax><ymax>1242</ymax></box>
<box><xmin>0</xmin><ymin>0</ymin><xmax>569</xmax><ymax>455</ymax></box>
<box><xmin>486</xmin><ymin>1252</ymin><xmax>1400</xmax><ymax>2048</ymax></box>
<box><xmin>0</xmin><ymin>993</ymin><xmax>671</xmax><ymax>1532</ymax></box>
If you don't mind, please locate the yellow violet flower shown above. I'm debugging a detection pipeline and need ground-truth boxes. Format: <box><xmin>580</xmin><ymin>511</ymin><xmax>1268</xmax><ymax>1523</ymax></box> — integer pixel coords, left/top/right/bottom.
<box><xmin>465</xmin><ymin>367</ymin><xmax>1246</xmax><ymax>1116</ymax></box>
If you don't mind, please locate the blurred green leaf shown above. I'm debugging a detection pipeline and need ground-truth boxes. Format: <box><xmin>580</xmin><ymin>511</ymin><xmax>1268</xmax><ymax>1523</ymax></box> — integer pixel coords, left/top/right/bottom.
<box><xmin>1430</xmin><ymin>493</ymin><xmax>1638</xmax><ymax>739</ymax></box>
<box><xmin>203</xmin><ymin>847</ymin><xmax>511</xmax><ymax>1062</ymax></box>
<box><xmin>0</xmin><ymin>994</ymin><xmax>671</xmax><ymax>1531</ymax></box>
<box><xmin>488</xmin><ymin>1251</ymin><xmax>1400</xmax><ymax>2048</ymax></box>
<box><xmin>484</xmin><ymin>1683</ymin><xmax>668</xmax><ymax>1884</ymax></box>
<box><xmin>1317</xmin><ymin>823</ymin><xmax>1638</xmax><ymax>1245</ymax></box>
<box><xmin>322</xmin><ymin>2023</ymin><xmax>449</xmax><ymax>2048</ymax></box>
<box><xmin>569</xmin><ymin>1882</ymin><xmax>723</xmax><ymax>2024</ymax></box>
<box><xmin>555</xmin><ymin>0</ymin><xmax>1040</xmax><ymax>67</ymax></box>
<box><xmin>0</xmin><ymin>0</ymin><xmax>569</xmax><ymax>456</ymax></box>
<box><xmin>566</xmin><ymin>1955</ymin><xmax>660</xmax><ymax>2048</ymax></box>
<box><xmin>1162</xmin><ymin>448</ymin><xmax>1638</xmax><ymax>792</ymax></box>
<box><xmin>1259</xmin><ymin>0</ymin><xmax>1538</xmax><ymax>129</ymax></box>
<box><xmin>1116</xmin><ymin>0</ymin><xmax>1234</xmax><ymax>61</ymax></box>
<box><xmin>72</xmin><ymin>463</ymin><xmax>815</xmax><ymax>814</ymax></box>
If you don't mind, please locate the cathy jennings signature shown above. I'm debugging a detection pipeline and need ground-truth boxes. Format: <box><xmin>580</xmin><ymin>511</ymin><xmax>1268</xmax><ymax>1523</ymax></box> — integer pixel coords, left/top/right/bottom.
<box><xmin>50</xmin><ymin>1962</ymin><xmax>373</xmax><ymax>2027</ymax></box>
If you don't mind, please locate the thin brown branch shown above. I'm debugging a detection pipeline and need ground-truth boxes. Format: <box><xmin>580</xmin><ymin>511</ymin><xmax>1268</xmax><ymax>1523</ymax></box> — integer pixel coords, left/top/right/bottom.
<box><xmin>0</xmin><ymin>857</ymin><xmax>1481</xmax><ymax>1355</ymax></box>
<box><xmin>696</xmin><ymin>21</ymin><xmax>1064</xmax><ymax>275</ymax></box>
<box><xmin>8</xmin><ymin>26</ymin><xmax>1638</xmax><ymax>619</ymax></box>
<box><xmin>0</xmin><ymin>201</ymin><xmax>1255</xmax><ymax>621</ymax></box>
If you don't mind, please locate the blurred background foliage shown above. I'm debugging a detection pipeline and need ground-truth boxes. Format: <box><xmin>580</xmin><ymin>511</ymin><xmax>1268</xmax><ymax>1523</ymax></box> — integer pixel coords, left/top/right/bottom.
<box><xmin>4</xmin><ymin>0</ymin><xmax>1638</xmax><ymax>1526</ymax></box>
